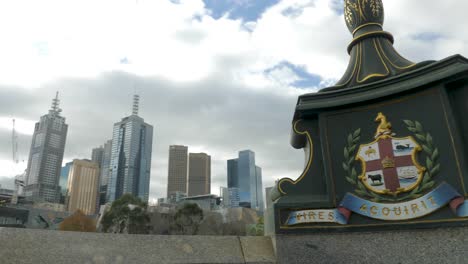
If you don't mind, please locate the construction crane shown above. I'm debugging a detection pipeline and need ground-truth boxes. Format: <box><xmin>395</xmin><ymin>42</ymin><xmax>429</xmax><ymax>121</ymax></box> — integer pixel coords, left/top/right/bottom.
<box><xmin>12</xmin><ymin>119</ymin><xmax>18</xmax><ymax>163</ymax></box>
<box><xmin>11</xmin><ymin>119</ymin><xmax>25</xmax><ymax>205</ymax></box>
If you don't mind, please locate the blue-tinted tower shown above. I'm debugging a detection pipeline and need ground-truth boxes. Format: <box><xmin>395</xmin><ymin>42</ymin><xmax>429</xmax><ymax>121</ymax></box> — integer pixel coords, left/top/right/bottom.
<box><xmin>227</xmin><ymin>150</ymin><xmax>264</xmax><ymax>211</ymax></box>
<box><xmin>107</xmin><ymin>95</ymin><xmax>153</xmax><ymax>203</ymax></box>
<box><xmin>59</xmin><ymin>161</ymin><xmax>73</xmax><ymax>204</ymax></box>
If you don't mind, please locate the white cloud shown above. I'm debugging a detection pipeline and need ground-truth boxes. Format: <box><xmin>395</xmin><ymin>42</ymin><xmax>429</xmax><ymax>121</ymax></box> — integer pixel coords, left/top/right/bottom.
<box><xmin>0</xmin><ymin>117</ymin><xmax>36</xmax><ymax>135</ymax></box>
<box><xmin>0</xmin><ymin>0</ymin><xmax>348</xmax><ymax>88</ymax></box>
<box><xmin>0</xmin><ymin>0</ymin><xmax>466</xmax><ymax>89</ymax></box>
<box><xmin>0</xmin><ymin>160</ymin><xmax>26</xmax><ymax>183</ymax></box>
<box><xmin>266</xmin><ymin>65</ymin><xmax>301</xmax><ymax>86</ymax></box>
<box><xmin>0</xmin><ymin>0</ymin><xmax>467</xmax><ymax>200</ymax></box>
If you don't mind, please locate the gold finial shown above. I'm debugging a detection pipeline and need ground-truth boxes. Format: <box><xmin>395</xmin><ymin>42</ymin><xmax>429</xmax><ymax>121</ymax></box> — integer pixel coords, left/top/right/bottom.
<box><xmin>375</xmin><ymin>112</ymin><xmax>392</xmax><ymax>138</ymax></box>
<box><xmin>345</xmin><ymin>0</ymin><xmax>384</xmax><ymax>34</ymax></box>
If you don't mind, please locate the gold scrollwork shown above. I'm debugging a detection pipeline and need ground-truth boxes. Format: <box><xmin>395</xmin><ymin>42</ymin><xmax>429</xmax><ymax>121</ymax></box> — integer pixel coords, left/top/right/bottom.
<box><xmin>277</xmin><ymin>120</ymin><xmax>314</xmax><ymax>195</ymax></box>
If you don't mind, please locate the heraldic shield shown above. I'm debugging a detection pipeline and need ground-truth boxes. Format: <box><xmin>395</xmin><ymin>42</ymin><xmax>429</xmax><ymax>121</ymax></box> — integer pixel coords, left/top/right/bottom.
<box><xmin>356</xmin><ymin>113</ymin><xmax>425</xmax><ymax>196</ymax></box>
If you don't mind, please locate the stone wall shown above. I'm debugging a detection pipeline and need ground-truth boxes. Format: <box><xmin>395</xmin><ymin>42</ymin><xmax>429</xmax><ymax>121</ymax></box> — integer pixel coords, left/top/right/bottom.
<box><xmin>0</xmin><ymin>228</ymin><xmax>276</xmax><ymax>264</ymax></box>
<box><xmin>274</xmin><ymin>226</ymin><xmax>468</xmax><ymax>264</ymax></box>
<box><xmin>3</xmin><ymin>226</ymin><xmax>468</xmax><ymax>264</ymax></box>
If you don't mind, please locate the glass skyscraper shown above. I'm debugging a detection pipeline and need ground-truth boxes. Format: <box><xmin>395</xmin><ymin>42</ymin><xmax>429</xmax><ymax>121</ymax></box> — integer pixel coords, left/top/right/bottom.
<box><xmin>227</xmin><ymin>150</ymin><xmax>264</xmax><ymax>211</ymax></box>
<box><xmin>107</xmin><ymin>95</ymin><xmax>153</xmax><ymax>203</ymax></box>
<box><xmin>95</xmin><ymin>139</ymin><xmax>112</xmax><ymax>206</ymax></box>
<box><xmin>59</xmin><ymin>161</ymin><xmax>73</xmax><ymax>204</ymax></box>
<box><xmin>24</xmin><ymin>92</ymin><xmax>68</xmax><ymax>203</ymax></box>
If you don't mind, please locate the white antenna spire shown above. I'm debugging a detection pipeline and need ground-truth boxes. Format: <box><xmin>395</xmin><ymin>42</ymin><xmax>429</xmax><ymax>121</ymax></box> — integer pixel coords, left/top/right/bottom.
<box><xmin>132</xmin><ymin>94</ymin><xmax>140</xmax><ymax>116</ymax></box>
<box><xmin>50</xmin><ymin>91</ymin><xmax>62</xmax><ymax>115</ymax></box>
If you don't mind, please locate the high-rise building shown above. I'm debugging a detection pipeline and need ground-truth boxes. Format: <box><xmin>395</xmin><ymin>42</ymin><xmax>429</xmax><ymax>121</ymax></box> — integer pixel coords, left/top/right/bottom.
<box><xmin>99</xmin><ymin>140</ymin><xmax>112</xmax><ymax>187</ymax></box>
<box><xmin>91</xmin><ymin>147</ymin><xmax>104</xmax><ymax>166</ymax></box>
<box><xmin>67</xmin><ymin>159</ymin><xmax>100</xmax><ymax>215</ymax></box>
<box><xmin>91</xmin><ymin>146</ymin><xmax>104</xmax><ymax>209</ymax></box>
<box><xmin>97</xmin><ymin>140</ymin><xmax>112</xmax><ymax>205</ymax></box>
<box><xmin>107</xmin><ymin>95</ymin><xmax>153</xmax><ymax>203</ymax></box>
<box><xmin>221</xmin><ymin>187</ymin><xmax>240</xmax><ymax>208</ymax></box>
<box><xmin>227</xmin><ymin>150</ymin><xmax>264</xmax><ymax>211</ymax></box>
<box><xmin>24</xmin><ymin>92</ymin><xmax>68</xmax><ymax>203</ymax></box>
<box><xmin>167</xmin><ymin>145</ymin><xmax>188</xmax><ymax>198</ymax></box>
<box><xmin>59</xmin><ymin>161</ymin><xmax>73</xmax><ymax>204</ymax></box>
<box><xmin>187</xmin><ymin>153</ymin><xmax>211</xmax><ymax>196</ymax></box>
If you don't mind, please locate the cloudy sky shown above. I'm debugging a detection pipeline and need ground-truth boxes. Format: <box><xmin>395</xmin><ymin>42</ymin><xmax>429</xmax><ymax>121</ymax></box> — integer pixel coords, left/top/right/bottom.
<box><xmin>0</xmin><ymin>0</ymin><xmax>466</xmax><ymax>203</ymax></box>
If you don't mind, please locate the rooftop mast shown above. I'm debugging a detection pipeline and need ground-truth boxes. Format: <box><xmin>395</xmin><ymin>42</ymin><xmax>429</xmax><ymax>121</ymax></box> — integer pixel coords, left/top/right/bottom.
<box><xmin>50</xmin><ymin>91</ymin><xmax>62</xmax><ymax>116</ymax></box>
<box><xmin>132</xmin><ymin>94</ymin><xmax>140</xmax><ymax>116</ymax></box>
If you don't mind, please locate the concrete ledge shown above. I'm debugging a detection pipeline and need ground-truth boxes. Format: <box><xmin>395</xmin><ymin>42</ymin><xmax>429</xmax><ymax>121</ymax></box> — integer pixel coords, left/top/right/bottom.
<box><xmin>0</xmin><ymin>228</ymin><xmax>276</xmax><ymax>264</ymax></box>
<box><xmin>240</xmin><ymin>236</ymin><xmax>276</xmax><ymax>264</ymax></box>
<box><xmin>274</xmin><ymin>226</ymin><xmax>468</xmax><ymax>264</ymax></box>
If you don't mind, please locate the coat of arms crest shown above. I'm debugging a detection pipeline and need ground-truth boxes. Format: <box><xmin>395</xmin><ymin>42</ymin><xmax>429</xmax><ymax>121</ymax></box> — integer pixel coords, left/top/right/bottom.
<box><xmin>283</xmin><ymin>112</ymin><xmax>468</xmax><ymax>226</ymax></box>
<box><xmin>343</xmin><ymin>112</ymin><xmax>440</xmax><ymax>202</ymax></box>
<box><xmin>356</xmin><ymin>113</ymin><xmax>425</xmax><ymax>196</ymax></box>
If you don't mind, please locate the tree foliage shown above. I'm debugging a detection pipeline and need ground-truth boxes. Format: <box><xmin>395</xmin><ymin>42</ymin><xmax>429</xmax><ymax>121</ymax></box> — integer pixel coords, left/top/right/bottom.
<box><xmin>171</xmin><ymin>203</ymin><xmax>204</xmax><ymax>235</ymax></box>
<box><xmin>246</xmin><ymin>216</ymin><xmax>264</xmax><ymax>236</ymax></box>
<box><xmin>59</xmin><ymin>210</ymin><xmax>96</xmax><ymax>232</ymax></box>
<box><xmin>101</xmin><ymin>193</ymin><xmax>149</xmax><ymax>234</ymax></box>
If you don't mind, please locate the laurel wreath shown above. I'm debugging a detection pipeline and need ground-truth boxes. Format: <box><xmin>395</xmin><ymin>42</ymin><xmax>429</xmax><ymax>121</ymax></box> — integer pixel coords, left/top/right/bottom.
<box><xmin>402</xmin><ymin>120</ymin><xmax>440</xmax><ymax>198</ymax></box>
<box><xmin>343</xmin><ymin>120</ymin><xmax>440</xmax><ymax>202</ymax></box>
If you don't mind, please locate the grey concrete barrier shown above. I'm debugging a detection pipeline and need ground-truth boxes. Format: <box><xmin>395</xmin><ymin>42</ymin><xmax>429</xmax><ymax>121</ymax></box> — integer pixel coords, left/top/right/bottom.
<box><xmin>0</xmin><ymin>228</ymin><xmax>276</xmax><ymax>264</ymax></box>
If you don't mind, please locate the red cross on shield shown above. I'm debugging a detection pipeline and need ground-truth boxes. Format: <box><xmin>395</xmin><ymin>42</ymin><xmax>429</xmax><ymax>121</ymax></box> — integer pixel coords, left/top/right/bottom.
<box><xmin>356</xmin><ymin>136</ymin><xmax>423</xmax><ymax>195</ymax></box>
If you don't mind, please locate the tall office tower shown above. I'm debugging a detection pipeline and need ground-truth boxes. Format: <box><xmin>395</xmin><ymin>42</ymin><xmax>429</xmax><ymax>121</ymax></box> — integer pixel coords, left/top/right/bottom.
<box><xmin>59</xmin><ymin>161</ymin><xmax>73</xmax><ymax>204</ymax></box>
<box><xmin>107</xmin><ymin>95</ymin><xmax>153</xmax><ymax>203</ymax></box>
<box><xmin>227</xmin><ymin>150</ymin><xmax>264</xmax><ymax>211</ymax></box>
<box><xmin>167</xmin><ymin>145</ymin><xmax>188</xmax><ymax>198</ymax></box>
<box><xmin>91</xmin><ymin>145</ymin><xmax>104</xmax><ymax>210</ymax></box>
<box><xmin>91</xmin><ymin>147</ymin><xmax>104</xmax><ymax>165</ymax></box>
<box><xmin>24</xmin><ymin>92</ymin><xmax>68</xmax><ymax>203</ymax></box>
<box><xmin>187</xmin><ymin>153</ymin><xmax>211</xmax><ymax>196</ymax></box>
<box><xmin>98</xmin><ymin>140</ymin><xmax>112</xmax><ymax>205</ymax></box>
<box><xmin>67</xmin><ymin>159</ymin><xmax>100</xmax><ymax>215</ymax></box>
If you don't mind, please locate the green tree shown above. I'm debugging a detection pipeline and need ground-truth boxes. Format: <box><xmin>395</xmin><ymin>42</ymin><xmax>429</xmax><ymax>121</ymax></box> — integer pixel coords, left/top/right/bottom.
<box><xmin>101</xmin><ymin>193</ymin><xmax>149</xmax><ymax>234</ymax></box>
<box><xmin>246</xmin><ymin>216</ymin><xmax>264</xmax><ymax>236</ymax></box>
<box><xmin>59</xmin><ymin>210</ymin><xmax>96</xmax><ymax>232</ymax></box>
<box><xmin>171</xmin><ymin>203</ymin><xmax>203</xmax><ymax>235</ymax></box>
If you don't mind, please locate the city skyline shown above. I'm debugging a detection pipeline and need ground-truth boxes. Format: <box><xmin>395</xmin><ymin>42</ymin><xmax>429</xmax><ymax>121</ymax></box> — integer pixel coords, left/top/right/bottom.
<box><xmin>0</xmin><ymin>0</ymin><xmax>463</xmax><ymax>202</ymax></box>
